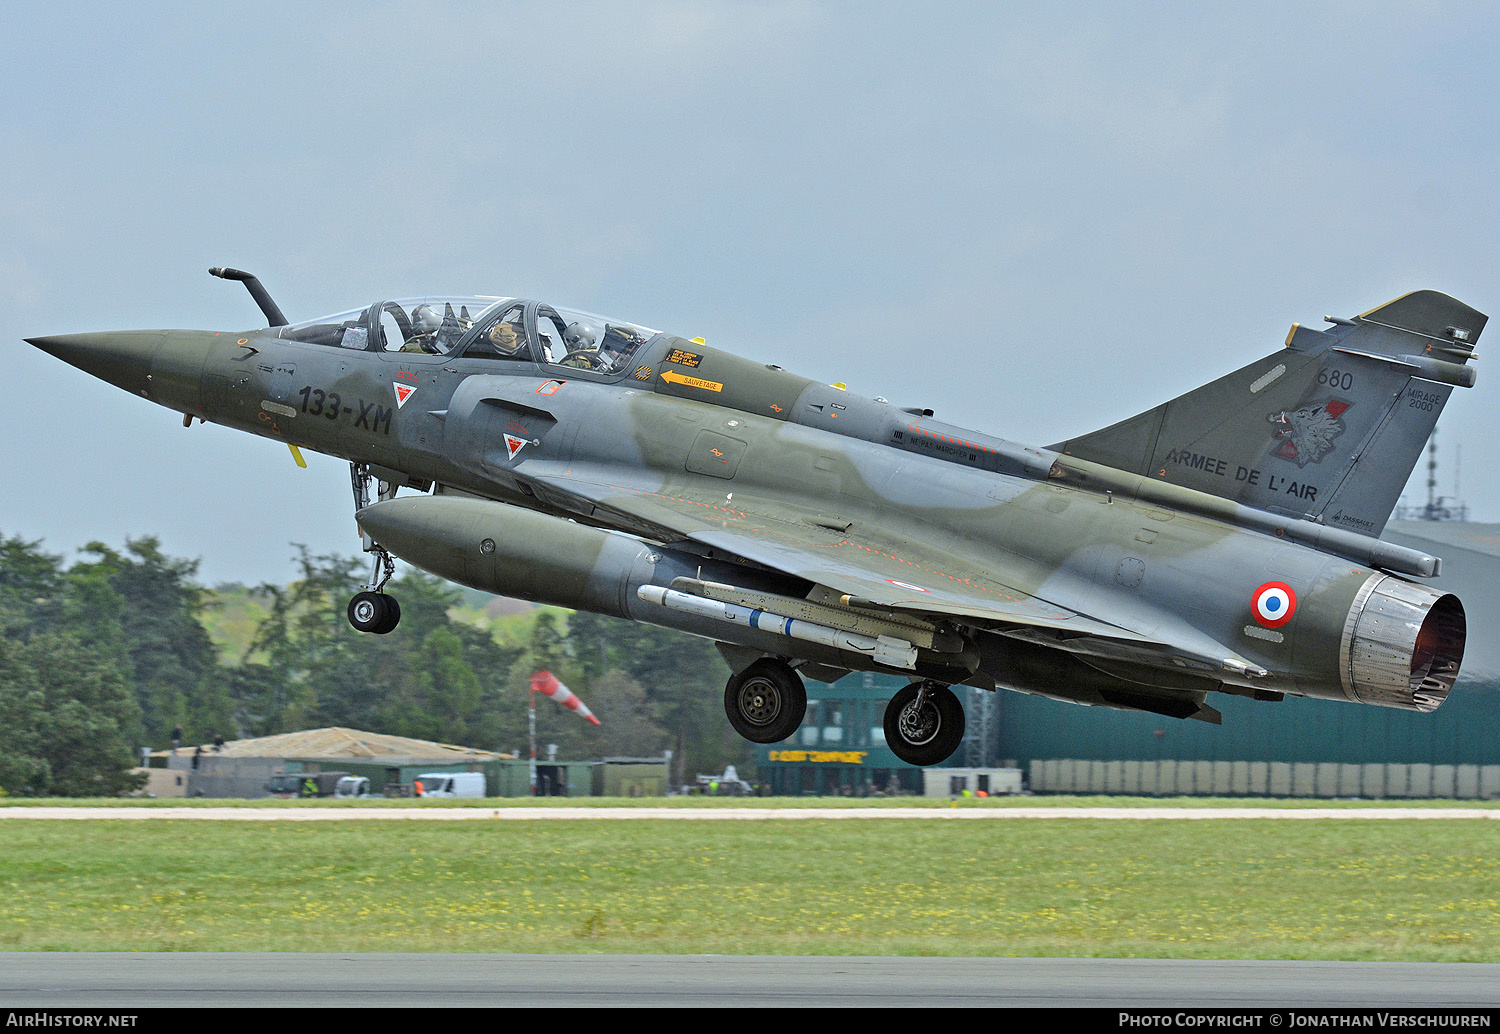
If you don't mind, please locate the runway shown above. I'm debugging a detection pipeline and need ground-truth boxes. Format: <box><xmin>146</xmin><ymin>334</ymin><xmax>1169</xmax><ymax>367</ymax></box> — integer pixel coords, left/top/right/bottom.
<box><xmin>3</xmin><ymin>953</ymin><xmax>1500</xmax><ymax>1008</ymax></box>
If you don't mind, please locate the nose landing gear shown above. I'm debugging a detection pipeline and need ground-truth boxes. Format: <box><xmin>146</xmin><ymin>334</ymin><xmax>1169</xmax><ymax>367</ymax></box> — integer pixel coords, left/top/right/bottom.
<box><xmin>883</xmin><ymin>680</ymin><xmax>965</xmax><ymax>766</ymax></box>
<box><xmin>347</xmin><ymin>462</ymin><xmax>401</xmax><ymax>634</ymax></box>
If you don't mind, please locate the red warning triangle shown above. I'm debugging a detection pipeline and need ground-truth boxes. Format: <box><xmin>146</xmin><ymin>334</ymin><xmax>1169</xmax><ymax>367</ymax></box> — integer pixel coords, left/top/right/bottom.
<box><xmin>505</xmin><ymin>435</ymin><xmax>528</xmax><ymax>460</ymax></box>
<box><xmin>393</xmin><ymin>382</ymin><xmax>416</xmax><ymax>408</ymax></box>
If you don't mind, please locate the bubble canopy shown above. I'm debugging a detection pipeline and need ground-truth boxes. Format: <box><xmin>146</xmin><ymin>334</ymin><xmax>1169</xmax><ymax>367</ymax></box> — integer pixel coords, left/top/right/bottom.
<box><xmin>276</xmin><ymin>297</ymin><xmax>660</xmax><ymax>376</ymax></box>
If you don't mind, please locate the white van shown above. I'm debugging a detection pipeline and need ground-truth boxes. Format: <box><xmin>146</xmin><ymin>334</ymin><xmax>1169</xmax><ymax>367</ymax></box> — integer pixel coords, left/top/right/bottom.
<box><xmin>415</xmin><ymin>772</ymin><xmax>486</xmax><ymax>798</ymax></box>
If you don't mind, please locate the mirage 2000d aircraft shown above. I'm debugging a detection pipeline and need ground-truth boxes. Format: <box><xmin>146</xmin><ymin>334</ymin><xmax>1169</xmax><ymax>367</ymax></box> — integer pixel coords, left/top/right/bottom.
<box><xmin>29</xmin><ymin>268</ymin><xmax>1481</xmax><ymax>765</ymax></box>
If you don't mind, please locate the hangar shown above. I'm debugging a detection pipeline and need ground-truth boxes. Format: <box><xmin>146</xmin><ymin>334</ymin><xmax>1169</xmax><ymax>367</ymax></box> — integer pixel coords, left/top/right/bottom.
<box><xmin>145</xmin><ymin>726</ymin><xmax>511</xmax><ymax>798</ymax></box>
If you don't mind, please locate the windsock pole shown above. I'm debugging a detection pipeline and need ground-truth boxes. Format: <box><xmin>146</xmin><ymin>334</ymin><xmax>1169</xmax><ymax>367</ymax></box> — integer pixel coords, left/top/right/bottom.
<box><xmin>528</xmin><ymin>671</ymin><xmax>600</xmax><ymax>796</ymax></box>
<box><xmin>528</xmin><ymin>688</ymin><xmax>537</xmax><ymax>795</ymax></box>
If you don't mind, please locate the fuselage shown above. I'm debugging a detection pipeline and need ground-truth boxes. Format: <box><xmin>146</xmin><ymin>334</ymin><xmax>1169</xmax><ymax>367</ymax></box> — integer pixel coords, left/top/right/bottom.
<box><xmin>29</xmin><ymin>294</ymin><xmax>1462</xmax><ymax>719</ymax></box>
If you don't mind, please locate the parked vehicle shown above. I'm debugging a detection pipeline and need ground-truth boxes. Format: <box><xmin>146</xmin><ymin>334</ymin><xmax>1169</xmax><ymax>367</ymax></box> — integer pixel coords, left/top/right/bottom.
<box><xmin>414</xmin><ymin>772</ymin><xmax>486</xmax><ymax>798</ymax></box>
<box><xmin>693</xmin><ymin>764</ymin><xmax>755</xmax><ymax>796</ymax></box>
<box><xmin>333</xmin><ymin>776</ymin><xmax>371</xmax><ymax>798</ymax></box>
<box><xmin>264</xmin><ymin>771</ymin><xmax>351</xmax><ymax>798</ymax></box>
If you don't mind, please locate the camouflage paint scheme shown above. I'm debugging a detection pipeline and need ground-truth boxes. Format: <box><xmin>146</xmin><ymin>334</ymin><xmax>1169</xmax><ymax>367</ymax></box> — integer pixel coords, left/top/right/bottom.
<box><xmin>29</xmin><ymin>282</ymin><xmax>1481</xmax><ymax>761</ymax></box>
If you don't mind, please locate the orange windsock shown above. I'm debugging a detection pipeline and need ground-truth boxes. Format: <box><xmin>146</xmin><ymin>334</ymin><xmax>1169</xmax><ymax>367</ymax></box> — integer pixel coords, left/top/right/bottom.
<box><xmin>530</xmin><ymin>670</ymin><xmax>602</xmax><ymax>725</ymax></box>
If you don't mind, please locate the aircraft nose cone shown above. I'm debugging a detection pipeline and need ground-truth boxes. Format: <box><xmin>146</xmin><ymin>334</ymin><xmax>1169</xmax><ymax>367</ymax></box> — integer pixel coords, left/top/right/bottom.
<box><xmin>28</xmin><ymin>331</ymin><xmax>165</xmax><ymax>398</ymax></box>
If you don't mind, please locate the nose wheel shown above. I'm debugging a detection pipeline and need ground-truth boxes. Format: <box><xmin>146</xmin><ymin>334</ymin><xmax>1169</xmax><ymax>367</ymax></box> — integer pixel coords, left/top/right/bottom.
<box><xmin>724</xmin><ymin>659</ymin><xmax>807</xmax><ymax>743</ymax></box>
<box><xmin>883</xmin><ymin>681</ymin><xmax>965</xmax><ymax>766</ymax></box>
<box><xmin>348</xmin><ymin>590</ymin><xmax>401</xmax><ymax>634</ymax></box>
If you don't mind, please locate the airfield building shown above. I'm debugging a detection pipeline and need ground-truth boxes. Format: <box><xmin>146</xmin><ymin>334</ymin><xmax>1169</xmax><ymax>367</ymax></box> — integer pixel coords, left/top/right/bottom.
<box><xmin>146</xmin><ymin>727</ymin><xmax>673</xmax><ymax>799</ymax></box>
<box><xmin>150</xmin><ymin>727</ymin><xmax>512</xmax><ymax>798</ymax></box>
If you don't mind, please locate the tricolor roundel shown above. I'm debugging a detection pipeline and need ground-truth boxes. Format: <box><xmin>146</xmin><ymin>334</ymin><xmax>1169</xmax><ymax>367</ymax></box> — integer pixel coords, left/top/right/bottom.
<box><xmin>1251</xmin><ymin>581</ymin><xmax>1297</xmax><ymax>628</ymax></box>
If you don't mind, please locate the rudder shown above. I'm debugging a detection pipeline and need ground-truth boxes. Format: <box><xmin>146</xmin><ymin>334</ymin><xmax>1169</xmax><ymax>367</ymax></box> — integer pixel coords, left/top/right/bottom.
<box><xmin>1051</xmin><ymin>291</ymin><xmax>1486</xmax><ymax>537</ymax></box>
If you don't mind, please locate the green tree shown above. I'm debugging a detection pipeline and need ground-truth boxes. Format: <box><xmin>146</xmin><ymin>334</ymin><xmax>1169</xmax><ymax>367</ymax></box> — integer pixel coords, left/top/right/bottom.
<box><xmin>58</xmin><ymin>553</ymin><xmax>146</xmax><ymax>750</ymax></box>
<box><xmin>0</xmin><ymin>533</ymin><xmax>63</xmax><ymax>636</ymax></box>
<box><xmin>422</xmin><ymin>626</ymin><xmax>483</xmax><ymax>742</ymax></box>
<box><xmin>584</xmin><ymin>669</ymin><xmax>670</xmax><ymax>758</ymax></box>
<box><xmin>236</xmin><ymin>548</ymin><xmax>523</xmax><ymax>752</ymax></box>
<box><xmin>73</xmin><ymin>538</ymin><xmax>231</xmax><ymax>747</ymax></box>
<box><xmin>364</xmin><ymin>571</ymin><xmax>493</xmax><ymax>743</ymax></box>
<box><xmin>19</xmin><ymin>631</ymin><xmax>144</xmax><ymax>796</ymax></box>
<box><xmin>0</xmin><ymin>638</ymin><xmax>49</xmax><ymax>794</ymax></box>
<box><xmin>239</xmin><ymin>546</ymin><xmax>367</xmax><ymax>734</ymax></box>
<box><xmin>377</xmin><ymin>625</ymin><xmax>487</xmax><ymax>744</ymax></box>
<box><xmin>0</xmin><ymin>533</ymin><xmax>156</xmax><ymax>794</ymax></box>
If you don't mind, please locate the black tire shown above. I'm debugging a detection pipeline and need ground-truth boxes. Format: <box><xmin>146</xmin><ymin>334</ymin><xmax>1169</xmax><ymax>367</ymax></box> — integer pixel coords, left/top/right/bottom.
<box><xmin>724</xmin><ymin>659</ymin><xmax>807</xmax><ymax>744</ymax></box>
<box><xmin>348</xmin><ymin>591</ymin><xmax>398</xmax><ymax>634</ymax></box>
<box><xmin>377</xmin><ymin>595</ymin><xmax>401</xmax><ymax>634</ymax></box>
<box><xmin>883</xmin><ymin>682</ymin><xmax>965</xmax><ymax>766</ymax></box>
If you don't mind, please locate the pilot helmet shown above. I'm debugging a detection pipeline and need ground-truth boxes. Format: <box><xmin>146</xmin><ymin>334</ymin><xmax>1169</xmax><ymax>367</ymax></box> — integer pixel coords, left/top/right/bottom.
<box><xmin>411</xmin><ymin>304</ymin><xmax>443</xmax><ymax>336</ymax></box>
<box><xmin>564</xmin><ymin>321</ymin><xmax>598</xmax><ymax>351</ymax></box>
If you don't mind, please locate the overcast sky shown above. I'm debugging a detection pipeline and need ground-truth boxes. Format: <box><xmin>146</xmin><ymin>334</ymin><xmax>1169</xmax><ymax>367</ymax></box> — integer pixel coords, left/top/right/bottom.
<box><xmin>5</xmin><ymin>1</ymin><xmax>1498</xmax><ymax>586</ymax></box>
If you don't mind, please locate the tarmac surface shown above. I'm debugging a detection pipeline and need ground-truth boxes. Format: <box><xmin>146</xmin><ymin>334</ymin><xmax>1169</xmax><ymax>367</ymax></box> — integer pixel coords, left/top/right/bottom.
<box><xmin>2</xmin><ymin>953</ymin><xmax>1499</xmax><ymax>1008</ymax></box>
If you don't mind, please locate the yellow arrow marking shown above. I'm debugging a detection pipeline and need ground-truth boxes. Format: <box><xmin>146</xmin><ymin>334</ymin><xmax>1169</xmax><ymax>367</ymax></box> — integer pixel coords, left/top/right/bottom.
<box><xmin>288</xmin><ymin>444</ymin><xmax>307</xmax><ymax>468</ymax></box>
<box><xmin>661</xmin><ymin>369</ymin><xmax>723</xmax><ymax>392</ymax></box>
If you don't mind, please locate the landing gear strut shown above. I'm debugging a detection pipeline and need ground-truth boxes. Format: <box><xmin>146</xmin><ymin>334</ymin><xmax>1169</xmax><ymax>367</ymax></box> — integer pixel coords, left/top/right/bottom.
<box><xmin>724</xmin><ymin>659</ymin><xmax>807</xmax><ymax>743</ymax></box>
<box><xmin>883</xmin><ymin>681</ymin><xmax>965</xmax><ymax>766</ymax></box>
<box><xmin>347</xmin><ymin>462</ymin><xmax>401</xmax><ymax>634</ymax></box>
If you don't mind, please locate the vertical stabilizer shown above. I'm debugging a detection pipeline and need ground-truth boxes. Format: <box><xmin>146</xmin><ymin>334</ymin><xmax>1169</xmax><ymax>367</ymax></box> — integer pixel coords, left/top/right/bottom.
<box><xmin>1051</xmin><ymin>291</ymin><xmax>1485</xmax><ymax>537</ymax></box>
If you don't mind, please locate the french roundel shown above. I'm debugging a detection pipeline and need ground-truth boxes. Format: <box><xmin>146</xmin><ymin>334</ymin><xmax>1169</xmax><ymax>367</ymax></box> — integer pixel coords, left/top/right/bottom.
<box><xmin>1251</xmin><ymin>581</ymin><xmax>1297</xmax><ymax>628</ymax></box>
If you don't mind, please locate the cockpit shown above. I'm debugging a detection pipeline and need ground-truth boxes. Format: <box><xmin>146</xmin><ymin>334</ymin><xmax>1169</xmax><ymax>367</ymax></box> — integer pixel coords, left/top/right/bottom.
<box><xmin>276</xmin><ymin>297</ymin><xmax>659</xmax><ymax>377</ymax></box>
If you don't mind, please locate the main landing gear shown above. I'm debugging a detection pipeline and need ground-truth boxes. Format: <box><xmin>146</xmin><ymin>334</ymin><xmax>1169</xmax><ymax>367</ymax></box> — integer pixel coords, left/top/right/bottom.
<box><xmin>724</xmin><ymin>659</ymin><xmax>807</xmax><ymax>743</ymax></box>
<box><xmin>721</xmin><ymin>662</ymin><xmax>965</xmax><ymax>767</ymax></box>
<box><xmin>347</xmin><ymin>462</ymin><xmax>401</xmax><ymax>635</ymax></box>
<box><xmin>883</xmin><ymin>681</ymin><xmax>965</xmax><ymax>767</ymax></box>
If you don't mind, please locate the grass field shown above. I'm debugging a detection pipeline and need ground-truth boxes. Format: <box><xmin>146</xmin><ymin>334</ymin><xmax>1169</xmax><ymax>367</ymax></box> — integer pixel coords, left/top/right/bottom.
<box><xmin>3</xmin><ymin>801</ymin><xmax>1499</xmax><ymax>959</ymax></box>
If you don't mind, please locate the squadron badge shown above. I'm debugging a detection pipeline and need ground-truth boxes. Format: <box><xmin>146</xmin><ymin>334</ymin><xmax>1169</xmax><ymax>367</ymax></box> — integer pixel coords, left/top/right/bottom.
<box><xmin>1267</xmin><ymin>399</ymin><xmax>1349</xmax><ymax>467</ymax></box>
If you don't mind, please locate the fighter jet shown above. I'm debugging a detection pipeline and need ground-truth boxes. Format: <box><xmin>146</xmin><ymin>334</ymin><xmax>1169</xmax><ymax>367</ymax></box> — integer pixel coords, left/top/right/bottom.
<box><xmin>29</xmin><ymin>269</ymin><xmax>1480</xmax><ymax>765</ymax></box>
